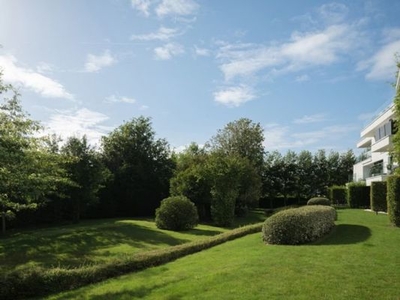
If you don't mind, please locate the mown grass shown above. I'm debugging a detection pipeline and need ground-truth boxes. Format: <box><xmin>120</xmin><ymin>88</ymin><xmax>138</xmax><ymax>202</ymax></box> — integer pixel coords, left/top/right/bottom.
<box><xmin>47</xmin><ymin>209</ymin><xmax>400</xmax><ymax>300</ymax></box>
<box><xmin>0</xmin><ymin>210</ymin><xmax>266</xmax><ymax>273</ymax></box>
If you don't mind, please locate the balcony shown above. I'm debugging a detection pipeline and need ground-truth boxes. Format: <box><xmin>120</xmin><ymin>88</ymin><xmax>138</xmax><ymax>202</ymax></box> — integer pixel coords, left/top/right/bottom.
<box><xmin>366</xmin><ymin>174</ymin><xmax>388</xmax><ymax>186</ymax></box>
<box><xmin>371</xmin><ymin>135</ymin><xmax>393</xmax><ymax>153</ymax></box>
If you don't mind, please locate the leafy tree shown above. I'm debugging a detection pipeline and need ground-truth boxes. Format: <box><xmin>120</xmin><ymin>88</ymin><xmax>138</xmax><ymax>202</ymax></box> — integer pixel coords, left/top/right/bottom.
<box><xmin>61</xmin><ymin>136</ymin><xmax>108</xmax><ymax>222</ymax></box>
<box><xmin>0</xmin><ymin>75</ymin><xmax>69</xmax><ymax>233</ymax></box>
<box><xmin>296</xmin><ymin>150</ymin><xmax>314</xmax><ymax>199</ymax></box>
<box><xmin>312</xmin><ymin>149</ymin><xmax>329</xmax><ymax>196</ymax></box>
<box><xmin>208</xmin><ymin>118</ymin><xmax>264</xmax><ymax>172</ymax></box>
<box><xmin>101</xmin><ymin>117</ymin><xmax>175</xmax><ymax>217</ymax></box>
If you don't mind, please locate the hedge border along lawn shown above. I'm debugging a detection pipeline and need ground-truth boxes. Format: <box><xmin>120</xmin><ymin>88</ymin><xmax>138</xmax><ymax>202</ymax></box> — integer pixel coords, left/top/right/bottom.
<box><xmin>262</xmin><ymin>206</ymin><xmax>336</xmax><ymax>245</ymax></box>
<box><xmin>387</xmin><ymin>175</ymin><xmax>400</xmax><ymax>226</ymax></box>
<box><xmin>370</xmin><ymin>181</ymin><xmax>387</xmax><ymax>212</ymax></box>
<box><xmin>0</xmin><ymin>223</ymin><xmax>262</xmax><ymax>300</ymax></box>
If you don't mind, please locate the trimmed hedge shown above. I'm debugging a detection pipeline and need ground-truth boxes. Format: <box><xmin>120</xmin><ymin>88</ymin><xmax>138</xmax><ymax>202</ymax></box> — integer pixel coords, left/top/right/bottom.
<box><xmin>387</xmin><ymin>175</ymin><xmax>400</xmax><ymax>226</ymax></box>
<box><xmin>307</xmin><ymin>197</ymin><xmax>331</xmax><ymax>206</ymax></box>
<box><xmin>155</xmin><ymin>196</ymin><xmax>199</xmax><ymax>231</ymax></box>
<box><xmin>0</xmin><ymin>223</ymin><xmax>262</xmax><ymax>300</ymax></box>
<box><xmin>262</xmin><ymin>206</ymin><xmax>336</xmax><ymax>245</ymax></box>
<box><xmin>370</xmin><ymin>181</ymin><xmax>387</xmax><ymax>212</ymax></box>
<box><xmin>347</xmin><ymin>182</ymin><xmax>370</xmax><ymax>208</ymax></box>
<box><xmin>329</xmin><ymin>186</ymin><xmax>347</xmax><ymax>205</ymax></box>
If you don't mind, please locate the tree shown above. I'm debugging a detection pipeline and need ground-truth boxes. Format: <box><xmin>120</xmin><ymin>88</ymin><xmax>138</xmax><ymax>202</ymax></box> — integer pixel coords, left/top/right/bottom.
<box><xmin>208</xmin><ymin>118</ymin><xmax>265</xmax><ymax>172</ymax></box>
<box><xmin>296</xmin><ymin>150</ymin><xmax>314</xmax><ymax>199</ymax></box>
<box><xmin>101</xmin><ymin>117</ymin><xmax>175</xmax><ymax>217</ymax></box>
<box><xmin>61</xmin><ymin>136</ymin><xmax>108</xmax><ymax>222</ymax></box>
<box><xmin>0</xmin><ymin>75</ymin><xmax>69</xmax><ymax>233</ymax></box>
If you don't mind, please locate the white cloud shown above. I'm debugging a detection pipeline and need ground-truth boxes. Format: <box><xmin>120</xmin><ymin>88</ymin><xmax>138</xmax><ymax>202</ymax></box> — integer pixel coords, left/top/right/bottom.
<box><xmin>156</xmin><ymin>0</ymin><xmax>199</xmax><ymax>17</ymax></box>
<box><xmin>131</xmin><ymin>26</ymin><xmax>181</xmax><ymax>41</ymax></box>
<box><xmin>360</xmin><ymin>40</ymin><xmax>400</xmax><ymax>80</ymax></box>
<box><xmin>0</xmin><ymin>55</ymin><xmax>73</xmax><ymax>100</ymax></box>
<box><xmin>213</xmin><ymin>85</ymin><xmax>256</xmax><ymax>107</ymax></box>
<box><xmin>263</xmin><ymin>123</ymin><xmax>357</xmax><ymax>150</ymax></box>
<box><xmin>105</xmin><ymin>95</ymin><xmax>136</xmax><ymax>104</ymax></box>
<box><xmin>217</xmin><ymin>25</ymin><xmax>356</xmax><ymax>81</ymax></box>
<box><xmin>154</xmin><ymin>43</ymin><xmax>184</xmax><ymax>60</ymax></box>
<box><xmin>131</xmin><ymin>0</ymin><xmax>153</xmax><ymax>17</ymax></box>
<box><xmin>36</xmin><ymin>62</ymin><xmax>53</xmax><ymax>74</ymax></box>
<box><xmin>318</xmin><ymin>2</ymin><xmax>349</xmax><ymax>24</ymax></box>
<box><xmin>45</xmin><ymin>108</ymin><xmax>111</xmax><ymax>146</ymax></box>
<box><xmin>293</xmin><ymin>113</ymin><xmax>327</xmax><ymax>124</ymax></box>
<box><xmin>139</xmin><ymin>105</ymin><xmax>149</xmax><ymax>110</ymax></box>
<box><xmin>84</xmin><ymin>50</ymin><xmax>116</xmax><ymax>73</ymax></box>
<box><xmin>194</xmin><ymin>46</ymin><xmax>210</xmax><ymax>57</ymax></box>
<box><xmin>295</xmin><ymin>74</ymin><xmax>310</xmax><ymax>82</ymax></box>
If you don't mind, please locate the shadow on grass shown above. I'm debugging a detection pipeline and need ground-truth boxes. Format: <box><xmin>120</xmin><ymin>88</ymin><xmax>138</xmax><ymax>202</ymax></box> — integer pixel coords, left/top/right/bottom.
<box><xmin>0</xmin><ymin>221</ymin><xmax>196</xmax><ymax>271</ymax></box>
<box><xmin>316</xmin><ymin>224</ymin><xmax>371</xmax><ymax>245</ymax></box>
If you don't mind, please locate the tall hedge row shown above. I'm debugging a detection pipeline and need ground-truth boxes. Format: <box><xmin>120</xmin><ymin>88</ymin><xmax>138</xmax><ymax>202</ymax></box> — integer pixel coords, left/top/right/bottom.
<box><xmin>347</xmin><ymin>183</ymin><xmax>370</xmax><ymax>208</ymax></box>
<box><xmin>329</xmin><ymin>186</ymin><xmax>347</xmax><ymax>205</ymax></box>
<box><xmin>370</xmin><ymin>181</ymin><xmax>387</xmax><ymax>212</ymax></box>
<box><xmin>387</xmin><ymin>175</ymin><xmax>400</xmax><ymax>226</ymax></box>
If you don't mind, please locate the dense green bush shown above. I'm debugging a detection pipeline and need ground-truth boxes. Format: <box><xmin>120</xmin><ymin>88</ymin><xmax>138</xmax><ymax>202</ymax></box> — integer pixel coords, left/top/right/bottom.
<box><xmin>329</xmin><ymin>186</ymin><xmax>347</xmax><ymax>205</ymax></box>
<box><xmin>307</xmin><ymin>197</ymin><xmax>331</xmax><ymax>206</ymax></box>
<box><xmin>262</xmin><ymin>206</ymin><xmax>336</xmax><ymax>245</ymax></box>
<box><xmin>155</xmin><ymin>196</ymin><xmax>199</xmax><ymax>231</ymax></box>
<box><xmin>0</xmin><ymin>223</ymin><xmax>262</xmax><ymax>299</ymax></box>
<box><xmin>370</xmin><ymin>181</ymin><xmax>387</xmax><ymax>212</ymax></box>
<box><xmin>387</xmin><ymin>176</ymin><xmax>400</xmax><ymax>226</ymax></box>
<box><xmin>347</xmin><ymin>182</ymin><xmax>370</xmax><ymax>208</ymax></box>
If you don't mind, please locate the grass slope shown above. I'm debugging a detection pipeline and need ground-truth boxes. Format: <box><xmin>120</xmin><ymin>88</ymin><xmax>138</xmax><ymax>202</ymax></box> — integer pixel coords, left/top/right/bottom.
<box><xmin>47</xmin><ymin>209</ymin><xmax>400</xmax><ymax>300</ymax></box>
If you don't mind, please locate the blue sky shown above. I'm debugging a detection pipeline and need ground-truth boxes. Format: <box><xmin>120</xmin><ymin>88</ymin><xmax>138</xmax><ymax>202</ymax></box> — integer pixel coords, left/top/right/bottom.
<box><xmin>0</xmin><ymin>0</ymin><xmax>399</xmax><ymax>154</ymax></box>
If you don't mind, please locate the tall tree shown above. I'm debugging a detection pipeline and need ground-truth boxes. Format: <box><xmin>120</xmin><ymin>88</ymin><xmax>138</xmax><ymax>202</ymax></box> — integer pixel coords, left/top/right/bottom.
<box><xmin>61</xmin><ymin>136</ymin><xmax>108</xmax><ymax>222</ymax></box>
<box><xmin>101</xmin><ymin>117</ymin><xmax>175</xmax><ymax>217</ymax></box>
<box><xmin>0</xmin><ymin>75</ymin><xmax>69</xmax><ymax>233</ymax></box>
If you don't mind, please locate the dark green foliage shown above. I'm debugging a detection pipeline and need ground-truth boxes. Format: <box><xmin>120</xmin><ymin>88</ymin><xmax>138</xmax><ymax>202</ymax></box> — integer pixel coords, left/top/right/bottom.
<box><xmin>155</xmin><ymin>196</ymin><xmax>199</xmax><ymax>231</ymax></box>
<box><xmin>0</xmin><ymin>223</ymin><xmax>262</xmax><ymax>299</ymax></box>
<box><xmin>307</xmin><ymin>197</ymin><xmax>331</xmax><ymax>206</ymax></box>
<box><xmin>101</xmin><ymin>117</ymin><xmax>175</xmax><ymax>217</ymax></box>
<box><xmin>347</xmin><ymin>182</ymin><xmax>370</xmax><ymax>208</ymax></box>
<box><xmin>387</xmin><ymin>175</ymin><xmax>400</xmax><ymax>226</ymax></box>
<box><xmin>259</xmin><ymin>196</ymin><xmax>306</xmax><ymax>209</ymax></box>
<box><xmin>370</xmin><ymin>181</ymin><xmax>387</xmax><ymax>212</ymax></box>
<box><xmin>329</xmin><ymin>186</ymin><xmax>347</xmax><ymax>205</ymax></box>
<box><xmin>262</xmin><ymin>206</ymin><xmax>336</xmax><ymax>245</ymax></box>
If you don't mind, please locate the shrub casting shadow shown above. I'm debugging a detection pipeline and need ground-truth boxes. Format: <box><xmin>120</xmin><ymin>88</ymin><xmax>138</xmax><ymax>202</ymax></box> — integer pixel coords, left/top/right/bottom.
<box><xmin>315</xmin><ymin>224</ymin><xmax>371</xmax><ymax>245</ymax></box>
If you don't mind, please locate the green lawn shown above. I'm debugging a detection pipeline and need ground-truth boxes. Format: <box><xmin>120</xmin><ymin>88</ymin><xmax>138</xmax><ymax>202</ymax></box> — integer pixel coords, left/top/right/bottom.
<box><xmin>0</xmin><ymin>210</ymin><xmax>266</xmax><ymax>273</ymax></box>
<box><xmin>47</xmin><ymin>209</ymin><xmax>400</xmax><ymax>300</ymax></box>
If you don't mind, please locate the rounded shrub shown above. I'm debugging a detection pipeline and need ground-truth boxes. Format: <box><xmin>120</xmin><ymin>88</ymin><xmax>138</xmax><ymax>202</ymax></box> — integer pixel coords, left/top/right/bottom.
<box><xmin>262</xmin><ymin>206</ymin><xmax>336</xmax><ymax>245</ymax></box>
<box><xmin>307</xmin><ymin>197</ymin><xmax>331</xmax><ymax>206</ymax></box>
<box><xmin>155</xmin><ymin>196</ymin><xmax>199</xmax><ymax>231</ymax></box>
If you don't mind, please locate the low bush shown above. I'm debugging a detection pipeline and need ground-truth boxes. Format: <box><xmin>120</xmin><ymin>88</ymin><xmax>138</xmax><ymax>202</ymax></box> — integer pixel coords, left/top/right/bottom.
<box><xmin>155</xmin><ymin>196</ymin><xmax>199</xmax><ymax>231</ymax></box>
<box><xmin>387</xmin><ymin>175</ymin><xmax>400</xmax><ymax>226</ymax></box>
<box><xmin>370</xmin><ymin>181</ymin><xmax>387</xmax><ymax>212</ymax></box>
<box><xmin>329</xmin><ymin>186</ymin><xmax>347</xmax><ymax>205</ymax></box>
<box><xmin>347</xmin><ymin>182</ymin><xmax>370</xmax><ymax>208</ymax></box>
<box><xmin>307</xmin><ymin>197</ymin><xmax>331</xmax><ymax>206</ymax></box>
<box><xmin>262</xmin><ymin>206</ymin><xmax>336</xmax><ymax>245</ymax></box>
<box><xmin>0</xmin><ymin>223</ymin><xmax>262</xmax><ymax>299</ymax></box>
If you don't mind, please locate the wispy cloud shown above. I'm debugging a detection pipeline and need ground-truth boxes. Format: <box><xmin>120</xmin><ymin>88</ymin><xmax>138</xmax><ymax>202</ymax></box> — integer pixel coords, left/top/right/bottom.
<box><xmin>84</xmin><ymin>50</ymin><xmax>116</xmax><ymax>72</ymax></box>
<box><xmin>217</xmin><ymin>25</ymin><xmax>356</xmax><ymax>81</ymax></box>
<box><xmin>318</xmin><ymin>2</ymin><xmax>349</xmax><ymax>24</ymax></box>
<box><xmin>156</xmin><ymin>0</ymin><xmax>199</xmax><ymax>17</ymax></box>
<box><xmin>263</xmin><ymin>123</ymin><xmax>357</xmax><ymax>150</ymax></box>
<box><xmin>213</xmin><ymin>85</ymin><xmax>256</xmax><ymax>107</ymax></box>
<box><xmin>36</xmin><ymin>62</ymin><xmax>53</xmax><ymax>74</ymax></box>
<box><xmin>45</xmin><ymin>108</ymin><xmax>111</xmax><ymax>146</ymax></box>
<box><xmin>131</xmin><ymin>26</ymin><xmax>182</xmax><ymax>41</ymax></box>
<box><xmin>359</xmin><ymin>39</ymin><xmax>400</xmax><ymax>80</ymax></box>
<box><xmin>0</xmin><ymin>55</ymin><xmax>73</xmax><ymax>100</ymax></box>
<box><xmin>293</xmin><ymin>113</ymin><xmax>327</xmax><ymax>124</ymax></box>
<box><xmin>194</xmin><ymin>46</ymin><xmax>210</xmax><ymax>57</ymax></box>
<box><xmin>131</xmin><ymin>0</ymin><xmax>153</xmax><ymax>17</ymax></box>
<box><xmin>295</xmin><ymin>74</ymin><xmax>310</xmax><ymax>82</ymax></box>
<box><xmin>105</xmin><ymin>95</ymin><xmax>136</xmax><ymax>104</ymax></box>
<box><xmin>154</xmin><ymin>43</ymin><xmax>185</xmax><ymax>60</ymax></box>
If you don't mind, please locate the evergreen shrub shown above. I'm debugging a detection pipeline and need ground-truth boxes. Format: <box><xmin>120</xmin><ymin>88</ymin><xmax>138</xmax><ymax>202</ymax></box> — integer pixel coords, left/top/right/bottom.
<box><xmin>387</xmin><ymin>175</ymin><xmax>400</xmax><ymax>226</ymax></box>
<box><xmin>155</xmin><ymin>196</ymin><xmax>198</xmax><ymax>231</ymax></box>
<box><xmin>370</xmin><ymin>181</ymin><xmax>387</xmax><ymax>212</ymax></box>
<box><xmin>307</xmin><ymin>197</ymin><xmax>331</xmax><ymax>206</ymax></box>
<box><xmin>347</xmin><ymin>182</ymin><xmax>370</xmax><ymax>208</ymax></box>
<box><xmin>329</xmin><ymin>186</ymin><xmax>347</xmax><ymax>205</ymax></box>
<box><xmin>262</xmin><ymin>206</ymin><xmax>336</xmax><ymax>245</ymax></box>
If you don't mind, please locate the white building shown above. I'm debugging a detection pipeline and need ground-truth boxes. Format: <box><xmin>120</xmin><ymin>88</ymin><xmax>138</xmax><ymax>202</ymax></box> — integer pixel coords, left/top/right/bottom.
<box><xmin>353</xmin><ymin>71</ymin><xmax>399</xmax><ymax>186</ymax></box>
